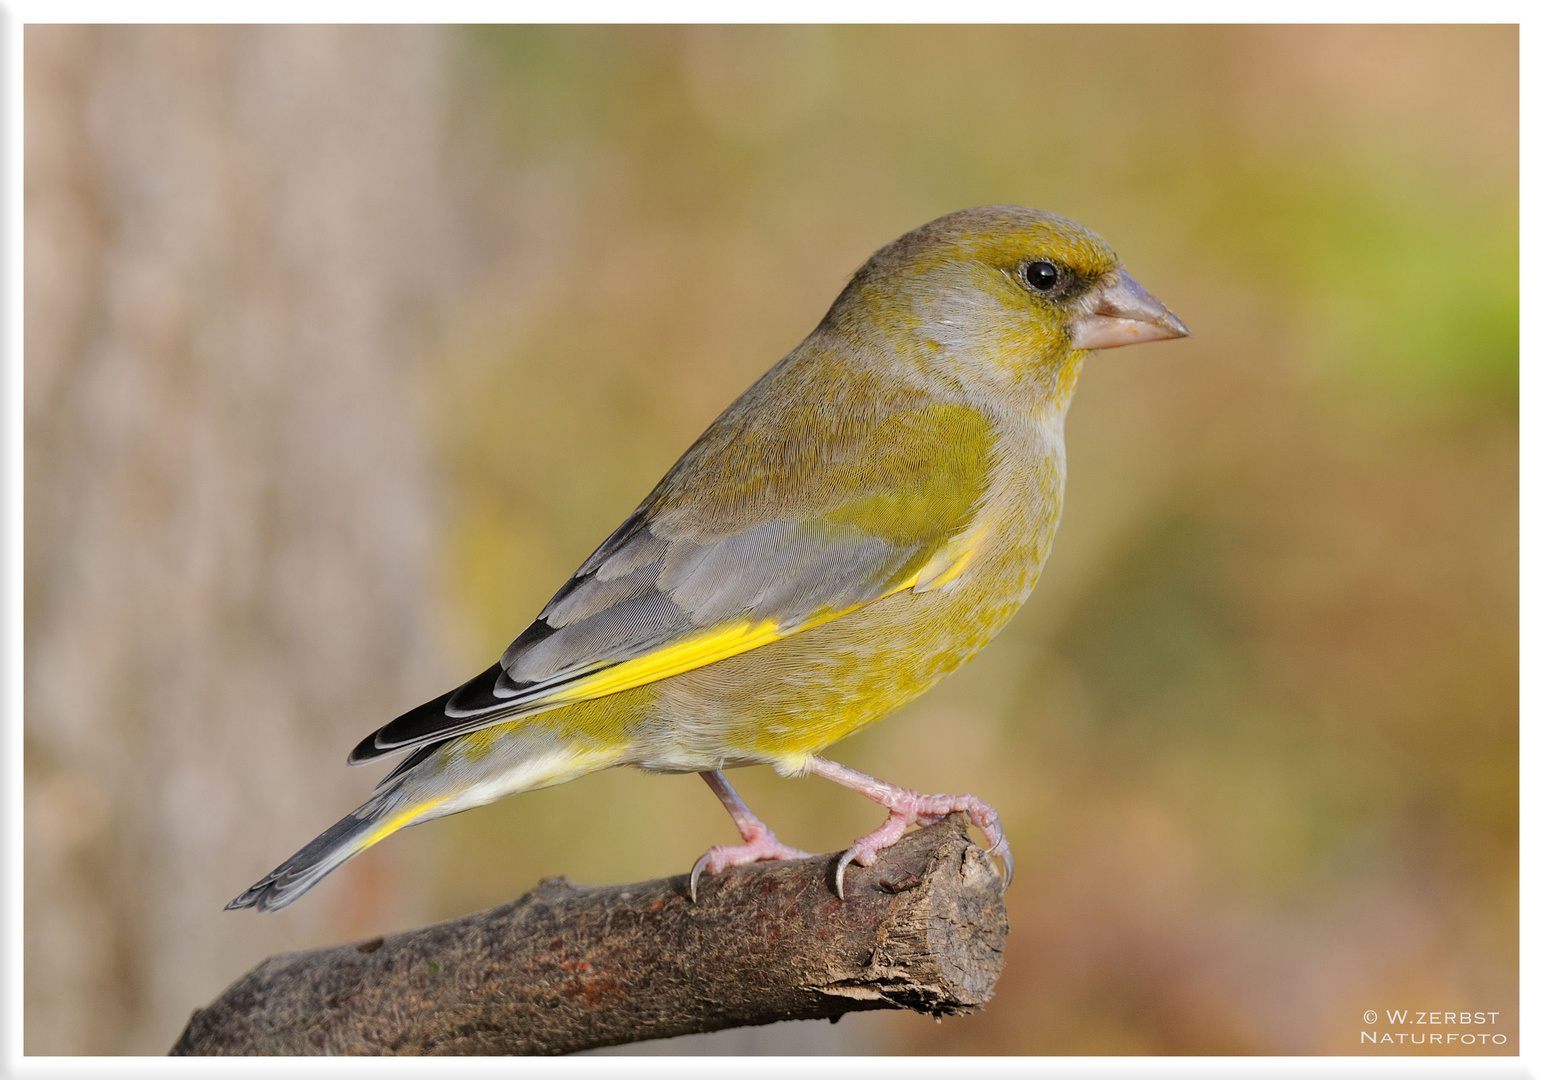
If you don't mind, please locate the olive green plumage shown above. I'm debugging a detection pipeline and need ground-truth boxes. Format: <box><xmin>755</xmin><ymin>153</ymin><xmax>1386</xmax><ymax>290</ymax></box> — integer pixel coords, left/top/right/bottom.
<box><xmin>229</xmin><ymin>205</ymin><xmax>1188</xmax><ymax>912</ymax></box>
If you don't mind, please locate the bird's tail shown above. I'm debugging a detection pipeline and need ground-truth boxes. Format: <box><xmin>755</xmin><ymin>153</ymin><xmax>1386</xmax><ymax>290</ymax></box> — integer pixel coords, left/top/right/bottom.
<box><xmin>227</xmin><ymin>721</ymin><xmax>628</xmax><ymax>913</ymax></box>
<box><xmin>225</xmin><ymin>777</ymin><xmax>445</xmax><ymax>913</ymax></box>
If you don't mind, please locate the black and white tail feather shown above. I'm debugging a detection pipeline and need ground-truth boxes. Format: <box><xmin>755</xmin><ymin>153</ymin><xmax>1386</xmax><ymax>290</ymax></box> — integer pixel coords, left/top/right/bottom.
<box><xmin>225</xmin><ymin>776</ymin><xmax>414</xmax><ymax>913</ymax></box>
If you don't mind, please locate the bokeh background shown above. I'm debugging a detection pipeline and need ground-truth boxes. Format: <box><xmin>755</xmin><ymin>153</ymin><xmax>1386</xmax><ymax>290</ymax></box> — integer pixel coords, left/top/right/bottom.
<box><xmin>23</xmin><ymin>24</ymin><xmax>1516</xmax><ymax>1056</ymax></box>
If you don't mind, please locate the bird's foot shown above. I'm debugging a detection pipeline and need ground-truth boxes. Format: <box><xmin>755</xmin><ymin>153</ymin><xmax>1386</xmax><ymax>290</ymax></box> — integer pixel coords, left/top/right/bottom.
<box><xmin>832</xmin><ymin>788</ymin><xmax>1013</xmax><ymax>900</ymax></box>
<box><xmin>802</xmin><ymin>757</ymin><xmax>1013</xmax><ymax>899</ymax></box>
<box><xmin>689</xmin><ymin>824</ymin><xmax>810</xmax><ymax>901</ymax></box>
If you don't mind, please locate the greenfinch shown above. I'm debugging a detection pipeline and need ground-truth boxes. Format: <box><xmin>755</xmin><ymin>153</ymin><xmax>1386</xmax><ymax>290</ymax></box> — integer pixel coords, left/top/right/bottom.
<box><xmin>229</xmin><ymin>205</ymin><xmax>1188</xmax><ymax>912</ymax></box>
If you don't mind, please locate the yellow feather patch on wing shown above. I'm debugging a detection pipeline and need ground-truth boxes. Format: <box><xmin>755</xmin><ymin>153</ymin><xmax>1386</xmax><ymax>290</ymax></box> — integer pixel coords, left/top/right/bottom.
<box><xmin>541</xmin><ymin>576</ymin><xmax>939</xmax><ymax>707</ymax></box>
<box><xmin>910</xmin><ymin>520</ymin><xmax>992</xmax><ymax>593</ymax></box>
<box><xmin>533</xmin><ymin>534</ymin><xmax>994</xmax><ymax>710</ymax></box>
<box><xmin>542</xmin><ymin>618</ymin><xmax>792</xmax><ymax>704</ymax></box>
<box><xmin>524</xmin><ymin>524</ymin><xmax>992</xmax><ymax>712</ymax></box>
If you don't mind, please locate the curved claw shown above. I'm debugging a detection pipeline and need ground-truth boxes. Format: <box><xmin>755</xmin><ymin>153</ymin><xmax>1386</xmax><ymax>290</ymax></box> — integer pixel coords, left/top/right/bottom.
<box><xmin>801</xmin><ymin>759</ymin><xmax>1016</xmax><ymax>903</ymax></box>
<box><xmin>688</xmin><ymin>851</ymin><xmax>712</xmax><ymax>903</ymax></box>
<box><xmin>833</xmin><ymin>848</ymin><xmax>859</xmax><ymax>901</ymax></box>
<box><xmin>998</xmin><ymin>844</ymin><xmax>1014</xmax><ymax>891</ymax></box>
<box><xmin>687</xmin><ymin>835</ymin><xmax>811</xmax><ymax>903</ymax></box>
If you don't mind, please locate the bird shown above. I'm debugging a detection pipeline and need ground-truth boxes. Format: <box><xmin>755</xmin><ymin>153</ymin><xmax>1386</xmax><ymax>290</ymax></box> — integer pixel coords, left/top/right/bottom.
<box><xmin>228</xmin><ymin>205</ymin><xmax>1189</xmax><ymax>913</ymax></box>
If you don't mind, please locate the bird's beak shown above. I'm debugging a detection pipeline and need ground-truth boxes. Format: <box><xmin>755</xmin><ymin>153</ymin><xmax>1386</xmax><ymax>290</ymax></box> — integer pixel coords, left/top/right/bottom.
<box><xmin>1069</xmin><ymin>268</ymin><xmax>1190</xmax><ymax>350</ymax></box>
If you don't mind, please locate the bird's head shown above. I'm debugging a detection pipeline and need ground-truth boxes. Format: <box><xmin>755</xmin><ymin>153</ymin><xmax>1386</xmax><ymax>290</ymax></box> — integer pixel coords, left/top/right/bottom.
<box><xmin>826</xmin><ymin>205</ymin><xmax>1189</xmax><ymax>409</ymax></box>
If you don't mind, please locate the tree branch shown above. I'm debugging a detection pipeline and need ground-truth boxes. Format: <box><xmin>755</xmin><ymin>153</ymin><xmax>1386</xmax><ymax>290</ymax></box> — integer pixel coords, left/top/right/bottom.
<box><xmin>172</xmin><ymin>814</ymin><xmax>1009</xmax><ymax>1055</ymax></box>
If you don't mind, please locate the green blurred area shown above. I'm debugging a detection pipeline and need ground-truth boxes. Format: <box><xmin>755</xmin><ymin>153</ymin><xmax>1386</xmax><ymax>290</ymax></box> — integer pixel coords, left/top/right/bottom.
<box><xmin>387</xmin><ymin>25</ymin><xmax>1514</xmax><ymax>1054</ymax></box>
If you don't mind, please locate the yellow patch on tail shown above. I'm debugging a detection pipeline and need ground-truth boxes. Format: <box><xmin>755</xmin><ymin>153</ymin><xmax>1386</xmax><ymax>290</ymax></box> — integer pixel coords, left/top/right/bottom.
<box><xmin>361</xmin><ymin>795</ymin><xmax>450</xmax><ymax>850</ymax></box>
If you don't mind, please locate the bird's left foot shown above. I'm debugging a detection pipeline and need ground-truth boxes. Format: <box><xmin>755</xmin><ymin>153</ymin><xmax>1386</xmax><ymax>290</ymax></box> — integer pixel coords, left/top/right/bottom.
<box><xmin>689</xmin><ymin>827</ymin><xmax>811</xmax><ymax>902</ymax></box>
<box><xmin>690</xmin><ymin>769</ymin><xmax>810</xmax><ymax>901</ymax></box>
<box><xmin>804</xmin><ymin>757</ymin><xmax>1013</xmax><ymax>899</ymax></box>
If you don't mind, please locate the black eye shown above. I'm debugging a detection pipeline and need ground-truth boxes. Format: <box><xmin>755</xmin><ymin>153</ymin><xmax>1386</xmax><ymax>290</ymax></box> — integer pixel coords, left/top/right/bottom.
<box><xmin>1021</xmin><ymin>261</ymin><xmax>1060</xmax><ymax>292</ymax></box>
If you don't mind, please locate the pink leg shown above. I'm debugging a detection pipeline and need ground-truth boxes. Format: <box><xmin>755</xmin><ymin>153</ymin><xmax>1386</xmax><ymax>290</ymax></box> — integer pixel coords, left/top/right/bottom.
<box><xmin>804</xmin><ymin>756</ymin><xmax>1013</xmax><ymax>899</ymax></box>
<box><xmin>689</xmin><ymin>770</ymin><xmax>811</xmax><ymax>901</ymax></box>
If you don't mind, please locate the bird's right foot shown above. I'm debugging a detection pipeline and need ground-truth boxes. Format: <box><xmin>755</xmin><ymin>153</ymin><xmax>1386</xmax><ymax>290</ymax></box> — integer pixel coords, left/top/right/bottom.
<box><xmin>803</xmin><ymin>756</ymin><xmax>1013</xmax><ymax>899</ymax></box>
<box><xmin>831</xmin><ymin>788</ymin><xmax>1011</xmax><ymax>899</ymax></box>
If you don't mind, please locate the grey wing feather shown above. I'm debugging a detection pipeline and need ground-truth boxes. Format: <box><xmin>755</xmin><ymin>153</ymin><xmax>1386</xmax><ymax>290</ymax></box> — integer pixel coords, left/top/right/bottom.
<box><xmin>358</xmin><ymin>512</ymin><xmax>925</xmax><ymax>754</ymax></box>
<box><xmin>508</xmin><ymin>589</ymin><xmax>688</xmax><ymax>685</ymax></box>
<box><xmin>503</xmin><ymin>517</ymin><xmax>917</xmax><ymax>689</ymax></box>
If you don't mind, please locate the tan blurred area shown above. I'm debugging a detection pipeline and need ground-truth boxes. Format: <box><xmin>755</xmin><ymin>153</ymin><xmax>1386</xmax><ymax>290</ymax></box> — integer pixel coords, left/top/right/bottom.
<box><xmin>23</xmin><ymin>25</ymin><xmax>458</xmax><ymax>1054</ymax></box>
<box><xmin>24</xmin><ymin>25</ymin><xmax>1516</xmax><ymax>1056</ymax></box>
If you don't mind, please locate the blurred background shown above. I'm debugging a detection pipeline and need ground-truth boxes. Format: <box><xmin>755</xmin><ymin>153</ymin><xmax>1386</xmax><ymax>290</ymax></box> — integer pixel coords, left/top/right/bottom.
<box><xmin>24</xmin><ymin>24</ymin><xmax>1516</xmax><ymax>1056</ymax></box>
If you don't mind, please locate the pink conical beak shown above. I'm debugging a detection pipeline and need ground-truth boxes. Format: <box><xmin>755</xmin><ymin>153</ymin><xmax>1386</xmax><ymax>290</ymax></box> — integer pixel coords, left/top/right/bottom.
<box><xmin>1069</xmin><ymin>268</ymin><xmax>1190</xmax><ymax>350</ymax></box>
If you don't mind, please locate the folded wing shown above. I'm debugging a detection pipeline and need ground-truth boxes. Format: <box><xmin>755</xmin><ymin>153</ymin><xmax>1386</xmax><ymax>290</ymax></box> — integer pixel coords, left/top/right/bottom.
<box><xmin>351</xmin><ymin>372</ymin><xmax>996</xmax><ymax>763</ymax></box>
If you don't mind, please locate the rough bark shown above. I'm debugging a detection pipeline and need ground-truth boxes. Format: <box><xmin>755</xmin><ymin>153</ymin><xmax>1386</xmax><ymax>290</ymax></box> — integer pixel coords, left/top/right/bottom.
<box><xmin>171</xmin><ymin>815</ymin><xmax>1008</xmax><ymax>1055</ymax></box>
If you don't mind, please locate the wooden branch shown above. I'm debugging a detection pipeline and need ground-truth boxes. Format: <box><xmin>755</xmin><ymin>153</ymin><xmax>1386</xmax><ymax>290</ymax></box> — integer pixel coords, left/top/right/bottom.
<box><xmin>172</xmin><ymin>814</ymin><xmax>1008</xmax><ymax>1055</ymax></box>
